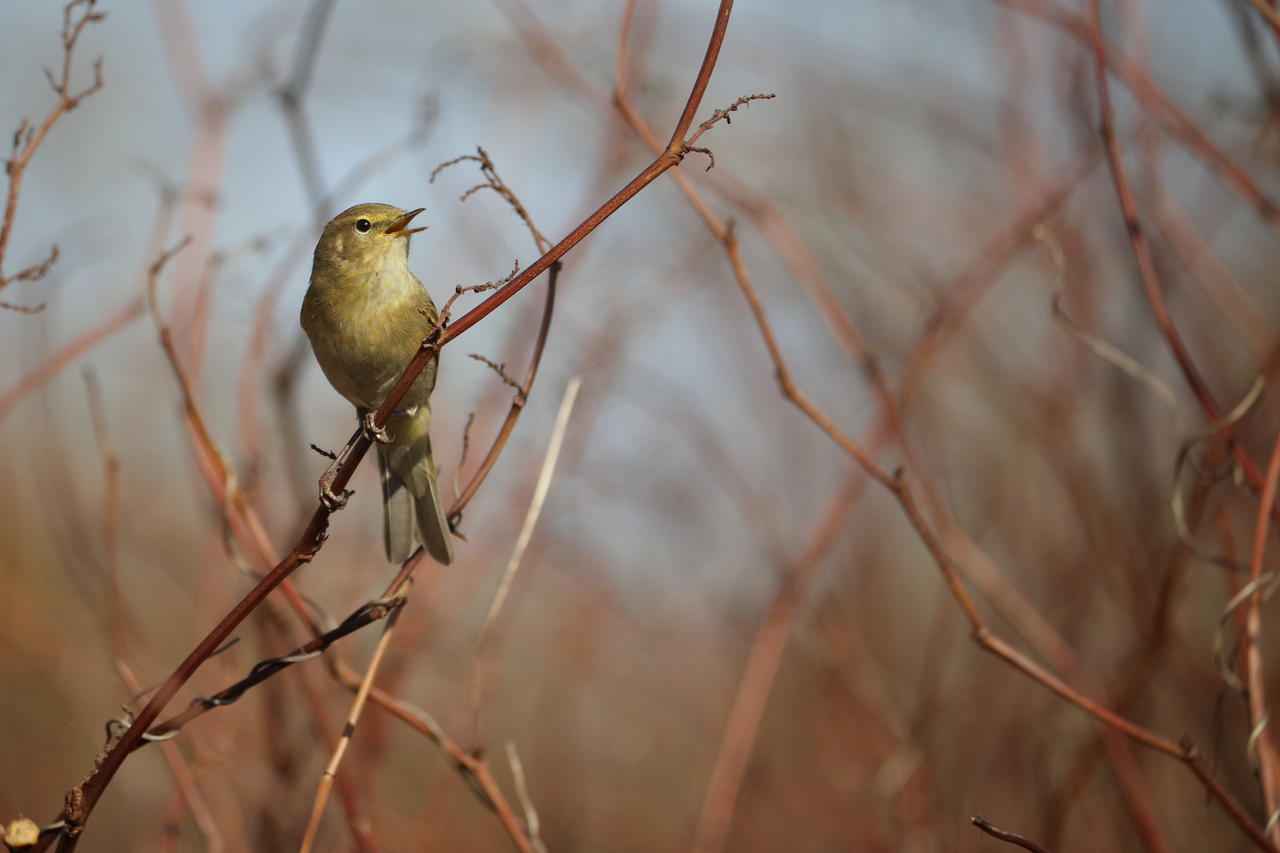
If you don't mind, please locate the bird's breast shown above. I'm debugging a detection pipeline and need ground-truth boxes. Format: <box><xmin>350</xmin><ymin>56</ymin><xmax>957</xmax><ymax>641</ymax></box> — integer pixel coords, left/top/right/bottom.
<box><xmin>302</xmin><ymin>266</ymin><xmax>437</xmax><ymax>411</ymax></box>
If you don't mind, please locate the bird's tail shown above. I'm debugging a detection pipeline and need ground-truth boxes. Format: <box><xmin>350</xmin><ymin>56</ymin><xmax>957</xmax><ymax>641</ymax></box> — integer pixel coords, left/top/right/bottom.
<box><xmin>374</xmin><ymin>405</ymin><xmax>454</xmax><ymax>565</ymax></box>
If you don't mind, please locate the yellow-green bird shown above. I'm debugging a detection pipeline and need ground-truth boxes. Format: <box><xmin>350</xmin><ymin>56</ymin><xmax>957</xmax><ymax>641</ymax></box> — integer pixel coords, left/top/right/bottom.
<box><xmin>301</xmin><ymin>202</ymin><xmax>454</xmax><ymax>565</ymax></box>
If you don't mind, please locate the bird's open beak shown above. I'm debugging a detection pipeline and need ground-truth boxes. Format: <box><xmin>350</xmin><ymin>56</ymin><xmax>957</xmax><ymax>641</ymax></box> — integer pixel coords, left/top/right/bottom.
<box><xmin>384</xmin><ymin>207</ymin><xmax>427</xmax><ymax>237</ymax></box>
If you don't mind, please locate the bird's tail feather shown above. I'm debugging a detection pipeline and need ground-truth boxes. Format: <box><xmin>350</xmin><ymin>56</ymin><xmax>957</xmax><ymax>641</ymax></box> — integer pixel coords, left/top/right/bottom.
<box><xmin>378</xmin><ymin>445</ymin><xmax>419</xmax><ymax>564</ymax></box>
<box><xmin>411</xmin><ymin>441</ymin><xmax>455</xmax><ymax>566</ymax></box>
<box><xmin>374</xmin><ymin>406</ymin><xmax>455</xmax><ymax>566</ymax></box>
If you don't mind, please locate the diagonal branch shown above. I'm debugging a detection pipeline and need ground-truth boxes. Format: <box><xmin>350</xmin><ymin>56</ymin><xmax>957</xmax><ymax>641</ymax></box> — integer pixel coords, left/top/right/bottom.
<box><xmin>41</xmin><ymin>2</ymin><xmax>744</xmax><ymax>848</ymax></box>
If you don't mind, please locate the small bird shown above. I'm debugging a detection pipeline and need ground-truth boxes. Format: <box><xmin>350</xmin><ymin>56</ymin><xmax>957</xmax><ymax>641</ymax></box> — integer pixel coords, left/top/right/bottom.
<box><xmin>301</xmin><ymin>202</ymin><xmax>454</xmax><ymax>565</ymax></box>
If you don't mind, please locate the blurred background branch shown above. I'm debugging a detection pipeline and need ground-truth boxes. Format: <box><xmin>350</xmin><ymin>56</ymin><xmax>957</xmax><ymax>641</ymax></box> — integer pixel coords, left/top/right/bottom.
<box><xmin>5</xmin><ymin>0</ymin><xmax>1280</xmax><ymax>850</ymax></box>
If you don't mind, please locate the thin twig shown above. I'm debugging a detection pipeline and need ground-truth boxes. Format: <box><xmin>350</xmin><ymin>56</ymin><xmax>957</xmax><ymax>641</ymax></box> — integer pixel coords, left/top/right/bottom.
<box><xmin>81</xmin><ymin>368</ymin><xmax>227</xmax><ymax>853</ymax></box>
<box><xmin>42</xmin><ymin>2</ymin><xmax>740</xmax><ymax>845</ymax></box>
<box><xmin>299</xmin><ymin>579</ymin><xmax>410</xmax><ymax>853</ymax></box>
<box><xmin>505</xmin><ymin>743</ymin><xmax>547</xmax><ymax>853</ymax></box>
<box><xmin>148</xmin><ymin>0</ymin><xmax>232</xmax><ymax>370</ymax></box>
<box><xmin>0</xmin><ymin>0</ymin><xmax>105</xmax><ymax>297</ymax></box>
<box><xmin>143</xmin><ymin>596</ymin><xmax>405</xmax><ymax>740</ymax></box>
<box><xmin>681</xmin><ymin>93</ymin><xmax>775</xmax><ymax>169</ymax></box>
<box><xmin>50</xmin><ymin>237</ymin><xmax>368</xmax><ymax>853</ymax></box>
<box><xmin>993</xmin><ymin>0</ymin><xmax>1280</xmax><ymax>225</ymax></box>
<box><xmin>972</xmin><ymin>816</ymin><xmax>1052</xmax><ymax>853</ymax></box>
<box><xmin>690</xmin><ymin>475</ymin><xmax>861</xmax><ymax>853</ymax></box>
<box><xmin>603</xmin><ymin>7</ymin><xmax>1182</xmax><ymax>847</ymax></box>
<box><xmin>432</xmin><ymin>146</ymin><xmax>552</xmax><ymax>252</ymax></box>
<box><xmin>468</xmin><ymin>354</ymin><xmax>524</xmax><ymax>396</ymax></box>
<box><xmin>0</xmin><ymin>181</ymin><xmax>177</xmax><ymax>422</ymax></box>
<box><xmin>428</xmin><ymin>150</ymin><xmax>560</xmax><ymax>529</ymax></box>
<box><xmin>470</xmin><ymin>377</ymin><xmax>581</xmax><ymax>737</ymax></box>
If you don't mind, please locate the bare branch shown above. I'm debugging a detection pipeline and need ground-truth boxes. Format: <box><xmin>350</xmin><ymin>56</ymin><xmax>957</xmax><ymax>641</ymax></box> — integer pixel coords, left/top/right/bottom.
<box><xmin>0</xmin><ymin>0</ymin><xmax>105</xmax><ymax>298</ymax></box>
<box><xmin>41</xmin><ymin>3</ymin><xmax>742</xmax><ymax>845</ymax></box>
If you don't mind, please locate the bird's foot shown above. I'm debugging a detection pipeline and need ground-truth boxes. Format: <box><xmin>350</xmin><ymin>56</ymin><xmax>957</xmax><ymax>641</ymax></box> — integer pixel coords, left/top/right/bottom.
<box><xmin>319</xmin><ymin>473</ymin><xmax>353</xmax><ymax>512</ymax></box>
<box><xmin>362</xmin><ymin>411</ymin><xmax>394</xmax><ymax>444</ymax></box>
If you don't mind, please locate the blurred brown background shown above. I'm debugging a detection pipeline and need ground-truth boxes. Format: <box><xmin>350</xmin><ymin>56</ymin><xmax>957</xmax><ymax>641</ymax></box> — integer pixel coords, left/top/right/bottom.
<box><xmin>3</xmin><ymin>0</ymin><xmax>1280</xmax><ymax>850</ymax></box>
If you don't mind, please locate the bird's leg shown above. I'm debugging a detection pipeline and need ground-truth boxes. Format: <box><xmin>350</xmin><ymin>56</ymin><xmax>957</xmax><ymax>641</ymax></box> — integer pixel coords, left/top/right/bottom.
<box><xmin>318</xmin><ymin>446</ymin><xmax>355</xmax><ymax>511</ymax></box>
<box><xmin>319</xmin><ymin>469</ymin><xmax>353</xmax><ymax>512</ymax></box>
<box><xmin>316</xmin><ymin>425</ymin><xmax>364</xmax><ymax>512</ymax></box>
<box><xmin>317</xmin><ymin>405</ymin><xmax>405</xmax><ymax>510</ymax></box>
<box><xmin>361</xmin><ymin>410</ymin><xmax>394</xmax><ymax>445</ymax></box>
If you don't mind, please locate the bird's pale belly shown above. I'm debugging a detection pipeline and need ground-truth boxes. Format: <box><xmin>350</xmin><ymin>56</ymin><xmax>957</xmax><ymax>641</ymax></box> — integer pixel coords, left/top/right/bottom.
<box><xmin>307</xmin><ymin>304</ymin><xmax>437</xmax><ymax>412</ymax></box>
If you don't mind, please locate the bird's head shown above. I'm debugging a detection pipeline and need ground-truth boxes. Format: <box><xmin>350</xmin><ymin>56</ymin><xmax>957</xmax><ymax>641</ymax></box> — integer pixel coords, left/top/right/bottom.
<box><xmin>313</xmin><ymin>203</ymin><xmax>426</xmax><ymax>275</ymax></box>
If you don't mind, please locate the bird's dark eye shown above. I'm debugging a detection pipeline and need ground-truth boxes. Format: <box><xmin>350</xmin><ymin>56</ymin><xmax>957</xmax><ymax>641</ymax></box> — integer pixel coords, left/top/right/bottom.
<box><xmin>354</xmin><ymin>218</ymin><xmax>372</xmax><ymax>233</ymax></box>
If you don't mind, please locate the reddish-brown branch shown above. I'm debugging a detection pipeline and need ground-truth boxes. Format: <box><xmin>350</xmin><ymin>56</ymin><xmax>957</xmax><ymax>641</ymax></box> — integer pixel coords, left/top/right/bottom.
<box><xmin>148</xmin><ymin>0</ymin><xmax>230</xmax><ymax>374</ymax></box>
<box><xmin>1077</xmin><ymin>0</ymin><xmax>1280</xmax><ymax>552</ymax></box>
<box><xmin>137</xmin><ymin>545</ymin><xmax>539</xmax><ymax>851</ymax></box>
<box><xmin>899</xmin><ymin>476</ymin><xmax>1273</xmax><ymax>851</ymax></box>
<box><xmin>506</xmin><ymin>0</ymin><xmax>885</xmax><ymax>399</ymax></box>
<box><xmin>972</xmin><ymin>816</ymin><xmax>1052</xmax><ymax>853</ymax></box>
<box><xmin>604</xmin><ymin>6</ymin><xmax>1172</xmax><ymax>845</ymax></box>
<box><xmin>445</xmin><ymin>267</ymin><xmax>555</xmax><ymax>523</ymax></box>
<box><xmin>0</xmin><ymin>183</ymin><xmax>176</xmax><ymax>423</ymax></box>
<box><xmin>156</xmin><ymin>246</ymin><xmax>383</xmax><ymax>849</ymax></box>
<box><xmin>42</xmin><ymin>2</ymin><xmax>741</xmax><ymax>846</ymax></box>
<box><xmin>342</xmin><ymin>670</ymin><xmax>536</xmax><ymax>853</ymax></box>
<box><xmin>82</xmin><ymin>370</ymin><xmax>228</xmax><ymax>852</ymax></box>
<box><xmin>993</xmin><ymin>0</ymin><xmax>1280</xmax><ymax>225</ymax></box>
<box><xmin>1082</xmin><ymin>0</ymin><xmax>1221</xmax><ymax>420</ymax></box>
<box><xmin>598</xmin><ymin>15</ymin><xmax>1272</xmax><ymax>847</ymax></box>
<box><xmin>139</xmin><ymin>542</ymin><xmax>534</xmax><ymax>853</ymax></box>
<box><xmin>1075</xmin><ymin>18</ymin><xmax>1280</xmax><ymax>839</ymax></box>
<box><xmin>65</xmin><ymin>204</ymin><xmax>535</xmax><ymax>852</ymax></box>
<box><xmin>46</xmin><ymin>240</ymin><xmax>367</xmax><ymax>852</ymax></box>
<box><xmin>605</xmin><ymin>0</ymin><xmax>911</xmax><ymax>464</ymax></box>
<box><xmin>690</xmin><ymin>475</ymin><xmax>861</xmax><ymax>853</ymax></box>
<box><xmin>0</xmin><ymin>296</ymin><xmax>141</xmax><ymax>421</ymax></box>
<box><xmin>428</xmin><ymin>149</ymin><xmax>559</xmax><ymax>527</ymax></box>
